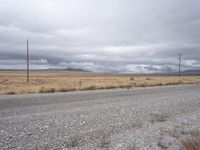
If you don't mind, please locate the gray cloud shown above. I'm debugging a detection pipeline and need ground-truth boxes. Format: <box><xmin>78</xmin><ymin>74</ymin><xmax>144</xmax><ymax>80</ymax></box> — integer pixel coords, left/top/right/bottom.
<box><xmin>0</xmin><ymin>0</ymin><xmax>200</xmax><ymax>72</ymax></box>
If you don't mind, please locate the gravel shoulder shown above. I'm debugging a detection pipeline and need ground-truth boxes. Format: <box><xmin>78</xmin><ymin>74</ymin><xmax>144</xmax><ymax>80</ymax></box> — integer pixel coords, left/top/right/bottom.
<box><xmin>0</xmin><ymin>84</ymin><xmax>200</xmax><ymax>149</ymax></box>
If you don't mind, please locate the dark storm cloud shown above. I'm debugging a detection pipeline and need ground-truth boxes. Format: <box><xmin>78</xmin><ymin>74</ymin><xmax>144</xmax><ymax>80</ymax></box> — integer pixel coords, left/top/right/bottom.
<box><xmin>0</xmin><ymin>0</ymin><xmax>200</xmax><ymax>72</ymax></box>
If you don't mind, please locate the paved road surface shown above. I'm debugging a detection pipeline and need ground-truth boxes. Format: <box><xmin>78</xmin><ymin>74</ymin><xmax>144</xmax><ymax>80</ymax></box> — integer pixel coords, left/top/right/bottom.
<box><xmin>0</xmin><ymin>84</ymin><xmax>200</xmax><ymax>149</ymax></box>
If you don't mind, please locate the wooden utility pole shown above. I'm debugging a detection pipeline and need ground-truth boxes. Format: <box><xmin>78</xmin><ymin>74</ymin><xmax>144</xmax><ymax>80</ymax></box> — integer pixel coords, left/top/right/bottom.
<box><xmin>178</xmin><ymin>54</ymin><xmax>181</xmax><ymax>81</ymax></box>
<box><xmin>27</xmin><ymin>39</ymin><xmax>29</xmax><ymax>82</ymax></box>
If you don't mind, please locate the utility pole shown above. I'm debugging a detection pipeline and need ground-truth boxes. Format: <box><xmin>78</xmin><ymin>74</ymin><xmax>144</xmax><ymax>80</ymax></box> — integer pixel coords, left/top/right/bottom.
<box><xmin>178</xmin><ymin>54</ymin><xmax>181</xmax><ymax>82</ymax></box>
<box><xmin>27</xmin><ymin>39</ymin><xmax>29</xmax><ymax>82</ymax></box>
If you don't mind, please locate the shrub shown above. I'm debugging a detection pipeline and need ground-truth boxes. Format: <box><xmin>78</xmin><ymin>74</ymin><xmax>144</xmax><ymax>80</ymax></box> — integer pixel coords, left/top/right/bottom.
<box><xmin>105</xmin><ymin>86</ymin><xmax>117</xmax><ymax>89</ymax></box>
<box><xmin>146</xmin><ymin>77</ymin><xmax>152</xmax><ymax>80</ymax></box>
<box><xmin>57</xmin><ymin>88</ymin><xmax>76</xmax><ymax>92</ymax></box>
<box><xmin>83</xmin><ymin>86</ymin><xmax>97</xmax><ymax>90</ymax></box>
<box><xmin>155</xmin><ymin>83</ymin><xmax>163</xmax><ymax>86</ymax></box>
<box><xmin>39</xmin><ymin>87</ymin><xmax>55</xmax><ymax>93</ymax></box>
<box><xmin>6</xmin><ymin>91</ymin><xmax>16</xmax><ymax>95</ymax></box>
<box><xmin>137</xmin><ymin>84</ymin><xmax>146</xmax><ymax>87</ymax></box>
<box><xmin>119</xmin><ymin>85</ymin><xmax>132</xmax><ymax>89</ymax></box>
<box><xmin>165</xmin><ymin>82</ymin><xmax>179</xmax><ymax>85</ymax></box>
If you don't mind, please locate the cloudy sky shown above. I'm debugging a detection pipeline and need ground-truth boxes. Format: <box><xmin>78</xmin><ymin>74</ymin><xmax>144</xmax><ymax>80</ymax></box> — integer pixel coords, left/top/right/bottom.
<box><xmin>0</xmin><ymin>0</ymin><xmax>200</xmax><ymax>73</ymax></box>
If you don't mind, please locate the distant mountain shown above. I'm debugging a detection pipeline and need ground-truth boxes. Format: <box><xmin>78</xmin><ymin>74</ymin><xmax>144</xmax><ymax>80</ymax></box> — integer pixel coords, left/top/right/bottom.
<box><xmin>182</xmin><ymin>70</ymin><xmax>200</xmax><ymax>74</ymax></box>
<box><xmin>63</xmin><ymin>68</ymin><xmax>90</xmax><ymax>72</ymax></box>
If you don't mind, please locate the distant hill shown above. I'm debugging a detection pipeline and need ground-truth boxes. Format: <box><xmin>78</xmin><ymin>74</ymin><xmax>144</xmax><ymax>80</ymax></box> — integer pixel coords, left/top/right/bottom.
<box><xmin>63</xmin><ymin>68</ymin><xmax>90</xmax><ymax>72</ymax></box>
<box><xmin>182</xmin><ymin>70</ymin><xmax>200</xmax><ymax>75</ymax></box>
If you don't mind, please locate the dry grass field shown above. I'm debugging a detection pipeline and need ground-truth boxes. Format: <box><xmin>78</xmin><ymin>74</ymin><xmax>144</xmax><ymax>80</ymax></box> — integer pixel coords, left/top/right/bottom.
<box><xmin>0</xmin><ymin>70</ymin><xmax>200</xmax><ymax>95</ymax></box>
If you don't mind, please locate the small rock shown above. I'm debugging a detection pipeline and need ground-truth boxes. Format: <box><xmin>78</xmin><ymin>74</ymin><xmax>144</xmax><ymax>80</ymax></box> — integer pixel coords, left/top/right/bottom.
<box><xmin>27</xmin><ymin>132</ymin><xmax>32</xmax><ymax>136</ymax></box>
<box><xmin>79</xmin><ymin>121</ymin><xmax>86</xmax><ymax>126</ymax></box>
<box><xmin>129</xmin><ymin>143</ymin><xmax>137</xmax><ymax>150</ymax></box>
<box><xmin>117</xmin><ymin>143</ymin><xmax>123</xmax><ymax>148</ymax></box>
<box><xmin>158</xmin><ymin>136</ymin><xmax>175</xmax><ymax>149</ymax></box>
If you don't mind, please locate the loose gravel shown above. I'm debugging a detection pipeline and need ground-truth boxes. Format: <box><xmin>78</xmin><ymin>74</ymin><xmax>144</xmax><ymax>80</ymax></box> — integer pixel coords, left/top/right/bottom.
<box><xmin>0</xmin><ymin>84</ymin><xmax>200</xmax><ymax>150</ymax></box>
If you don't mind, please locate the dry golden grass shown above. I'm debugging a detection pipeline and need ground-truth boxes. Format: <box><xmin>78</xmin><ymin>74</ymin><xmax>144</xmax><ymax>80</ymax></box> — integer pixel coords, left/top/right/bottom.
<box><xmin>0</xmin><ymin>70</ymin><xmax>200</xmax><ymax>95</ymax></box>
<box><xmin>181</xmin><ymin>136</ymin><xmax>200</xmax><ymax>150</ymax></box>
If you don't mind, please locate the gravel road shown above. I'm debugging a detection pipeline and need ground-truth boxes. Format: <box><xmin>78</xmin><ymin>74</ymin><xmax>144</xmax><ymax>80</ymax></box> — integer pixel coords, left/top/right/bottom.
<box><xmin>0</xmin><ymin>84</ymin><xmax>200</xmax><ymax>150</ymax></box>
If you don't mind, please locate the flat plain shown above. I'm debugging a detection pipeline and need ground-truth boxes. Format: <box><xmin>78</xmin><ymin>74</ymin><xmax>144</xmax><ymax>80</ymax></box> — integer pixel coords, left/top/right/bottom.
<box><xmin>0</xmin><ymin>70</ymin><xmax>200</xmax><ymax>95</ymax></box>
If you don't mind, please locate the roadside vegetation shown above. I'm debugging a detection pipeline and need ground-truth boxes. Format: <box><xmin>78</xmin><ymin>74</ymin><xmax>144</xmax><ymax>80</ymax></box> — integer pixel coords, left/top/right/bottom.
<box><xmin>0</xmin><ymin>70</ymin><xmax>200</xmax><ymax>95</ymax></box>
<box><xmin>181</xmin><ymin>136</ymin><xmax>200</xmax><ymax>150</ymax></box>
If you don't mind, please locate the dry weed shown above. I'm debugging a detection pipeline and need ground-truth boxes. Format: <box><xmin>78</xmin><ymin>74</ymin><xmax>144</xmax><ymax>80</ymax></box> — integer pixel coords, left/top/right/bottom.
<box><xmin>38</xmin><ymin>87</ymin><xmax>55</xmax><ymax>93</ymax></box>
<box><xmin>99</xmin><ymin>134</ymin><xmax>110</xmax><ymax>148</ymax></box>
<box><xmin>150</xmin><ymin>112</ymin><xmax>169</xmax><ymax>123</ymax></box>
<box><xmin>181</xmin><ymin>136</ymin><xmax>200</xmax><ymax>150</ymax></box>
